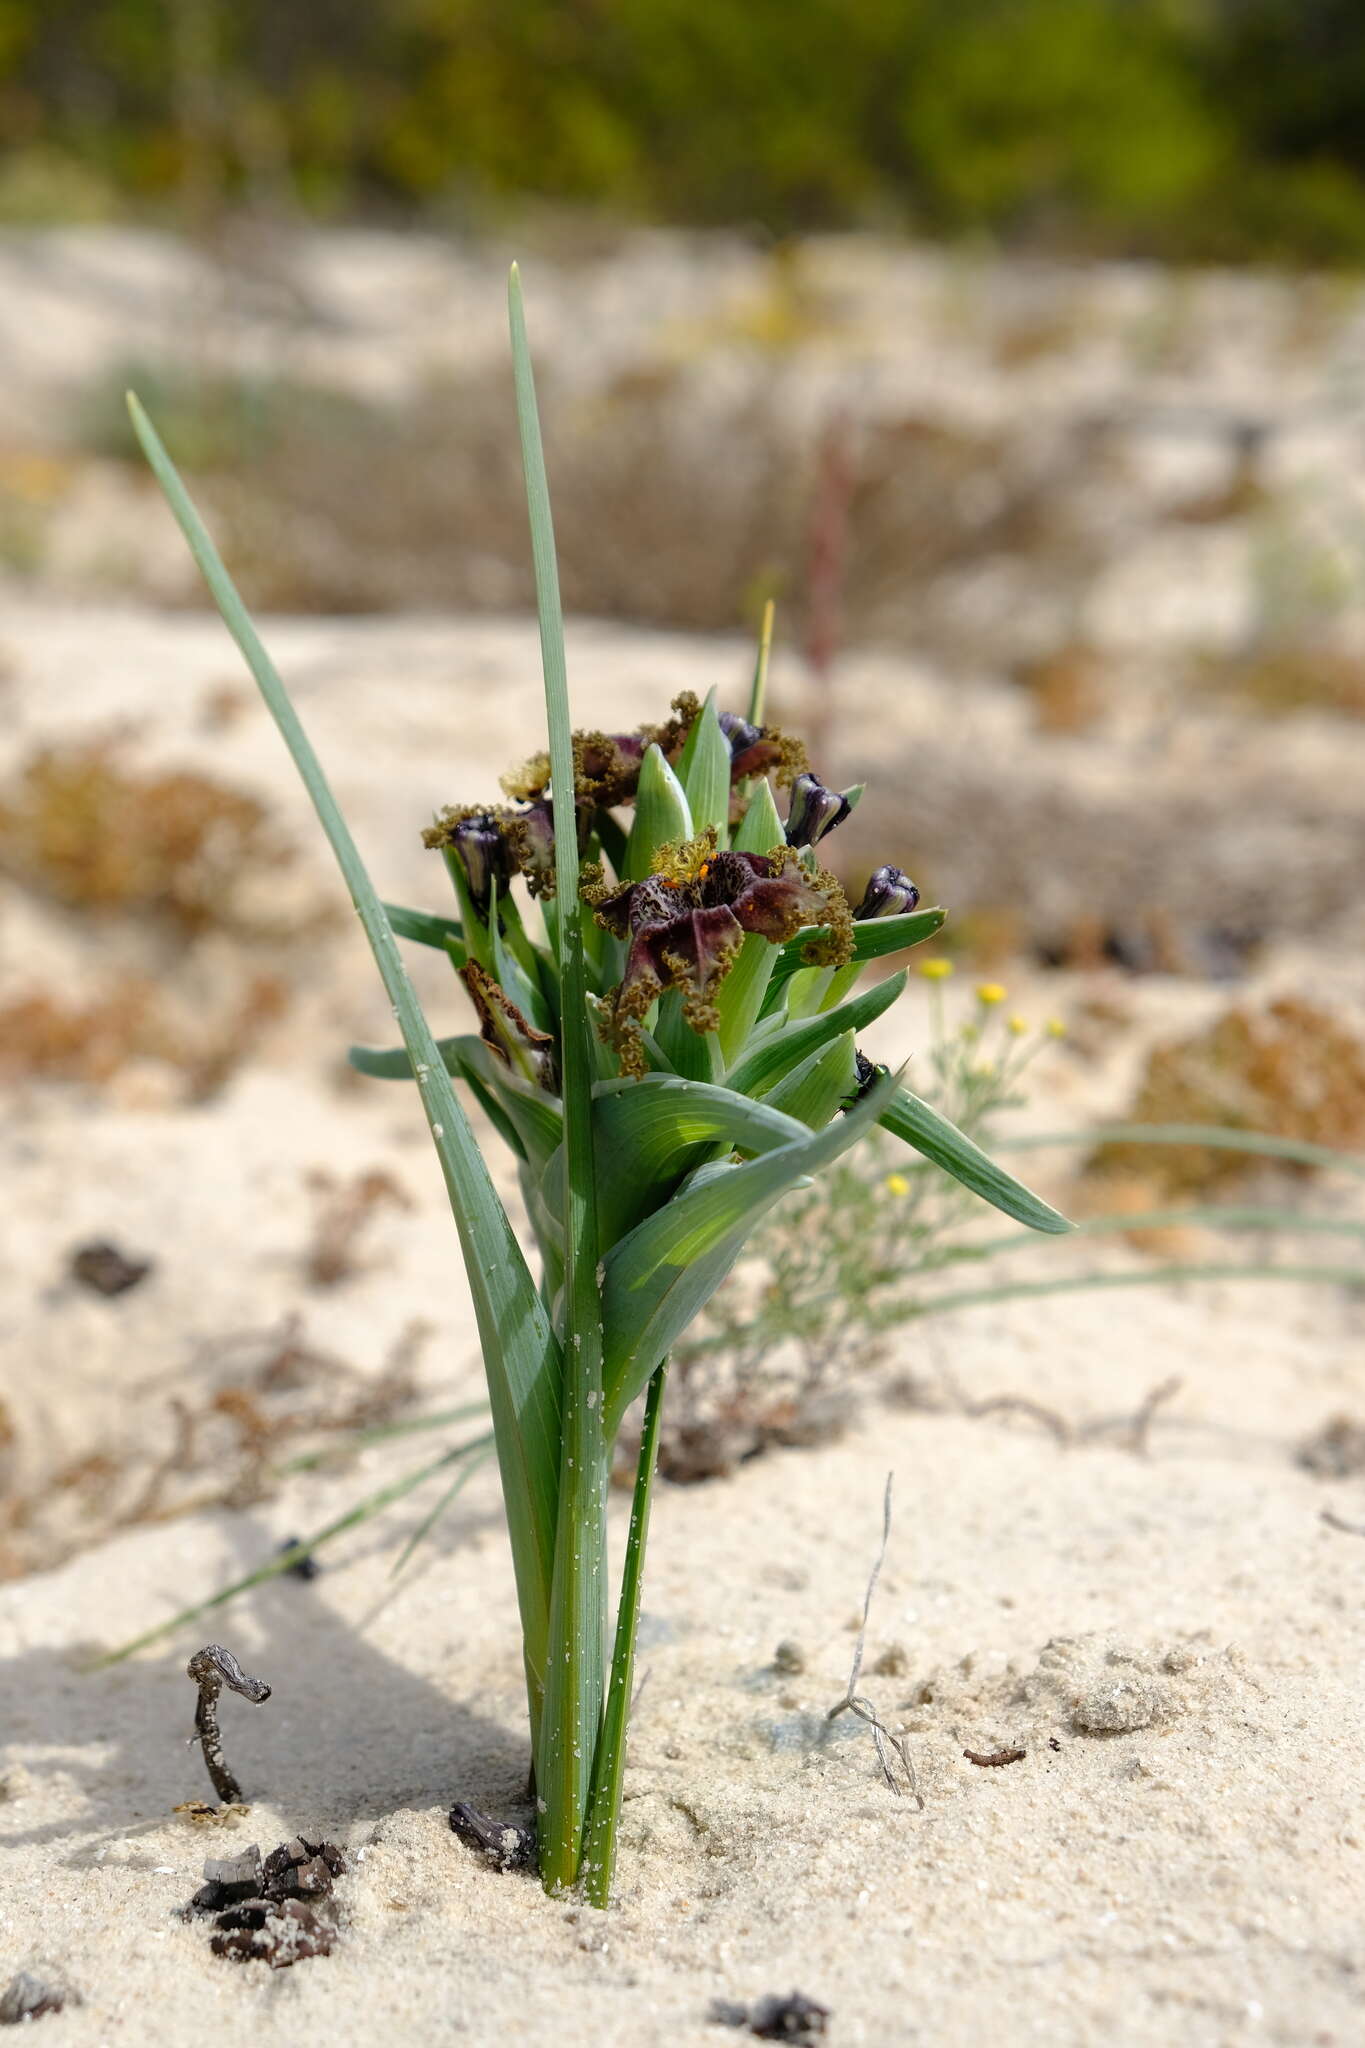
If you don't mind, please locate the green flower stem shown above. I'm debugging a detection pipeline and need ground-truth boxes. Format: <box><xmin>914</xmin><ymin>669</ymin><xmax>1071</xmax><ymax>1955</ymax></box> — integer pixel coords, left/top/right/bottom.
<box><xmin>749</xmin><ymin>598</ymin><xmax>774</xmax><ymax>726</ymax></box>
<box><xmin>582</xmin><ymin>1361</ymin><xmax>669</xmax><ymax>1908</ymax></box>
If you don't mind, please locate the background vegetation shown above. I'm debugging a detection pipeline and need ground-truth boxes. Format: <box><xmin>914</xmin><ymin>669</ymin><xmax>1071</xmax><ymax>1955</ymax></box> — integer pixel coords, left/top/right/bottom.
<box><xmin>4</xmin><ymin>0</ymin><xmax>1365</xmax><ymax>261</ymax></box>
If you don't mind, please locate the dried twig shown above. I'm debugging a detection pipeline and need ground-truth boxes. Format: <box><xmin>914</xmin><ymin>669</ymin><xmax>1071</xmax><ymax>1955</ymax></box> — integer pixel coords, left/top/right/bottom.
<box><xmin>187</xmin><ymin>1644</ymin><xmax>272</xmax><ymax>1805</ymax></box>
<box><xmin>1320</xmin><ymin>1507</ymin><xmax>1365</xmax><ymax>1537</ymax></box>
<box><xmin>962</xmin><ymin>1393</ymin><xmax>1073</xmax><ymax>1445</ymax></box>
<box><xmin>964</xmin><ymin>1746</ymin><xmax>1026</xmax><ymax>1768</ymax></box>
<box><xmin>826</xmin><ymin>1474</ymin><xmax>924</xmax><ymax>1808</ymax></box>
<box><xmin>1120</xmin><ymin>1375</ymin><xmax>1183</xmax><ymax>1455</ymax></box>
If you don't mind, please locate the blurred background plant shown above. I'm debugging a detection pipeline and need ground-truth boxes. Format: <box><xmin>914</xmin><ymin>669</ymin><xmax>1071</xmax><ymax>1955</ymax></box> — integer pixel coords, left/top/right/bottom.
<box><xmin>8</xmin><ymin>1</ymin><xmax>1365</xmax><ymax>262</ymax></box>
<box><xmin>651</xmin><ymin>971</ymin><xmax>1365</xmax><ymax>1481</ymax></box>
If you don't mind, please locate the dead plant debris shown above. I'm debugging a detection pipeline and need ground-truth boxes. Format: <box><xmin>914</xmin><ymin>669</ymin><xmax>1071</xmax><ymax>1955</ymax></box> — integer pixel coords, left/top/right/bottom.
<box><xmin>0</xmin><ymin>972</ymin><xmax>289</xmax><ymax>1097</ymax></box>
<box><xmin>0</xmin><ymin>740</ymin><xmax>294</xmax><ymax>934</ymax></box>
<box><xmin>0</xmin><ymin>1314</ymin><xmax>428</xmax><ymax>1583</ymax></box>
<box><xmin>0</xmin><ymin>1974</ymin><xmax>72</xmax><ymax>2025</ymax></box>
<box><xmin>187</xmin><ymin>1644</ymin><xmax>272</xmax><ymax>1807</ymax></box>
<box><xmin>1298</xmin><ymin>1414</ymin><xmax>1365</xmax><ymax>1480</ymax></box>
<box><xmin>825</xmin><ymin>1474</ymin><xmax>923</xmax><ymax>1807</ymax></box>
<box><xmin>68</xmin><ymin>1240</ymin><xmax>151</xmax><ymax>1298</ymax></box>
<box><xmin>185</xmin><ymin>1836</ymin><xmax>344</xmax><ymax>1968</ymax></box>
<box><xmin>1091</xmin><ymin>997</ymin><xmax>1365</xmax><ymax>1198</ymax></box>
<box><xmin>448</xmin><ymin>1803</ymin><xmax>537</xmax><ymax>1872</ymax></box>
<box><xmin>963</xmin><ymin>1746</ymin><xmax>1027</xmax><ymax>1767</ymax></box>
<box><xmin>711</xmin><ymin>1990</ymin><xmax>830</xmax><ymax>2041</ymax></box>
<box><xmin>303</xmin><ymin>1167</ymin><xmax>413</xmax><ymax>1287</ymax></box>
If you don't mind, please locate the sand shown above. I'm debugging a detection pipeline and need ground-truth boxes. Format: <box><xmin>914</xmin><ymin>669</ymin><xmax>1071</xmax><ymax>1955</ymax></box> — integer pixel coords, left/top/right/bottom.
<box><xmin>2</xmin><ymin>589</ymin><xmax>1363</xmax><ymax>2045</ymax></box>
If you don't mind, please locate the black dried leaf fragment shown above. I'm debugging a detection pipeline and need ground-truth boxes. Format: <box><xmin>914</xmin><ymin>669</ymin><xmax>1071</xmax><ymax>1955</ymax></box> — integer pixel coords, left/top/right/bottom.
<box><xmin>185</xmin><ymin>1843</ymin><xmax>264</xmax><ymax>1916</ymax></box>
<box><xmin>448</xmin><ymin>1801</ymin><xmax>537</xmax><ymax>1871</ymax></box>
<box><xmin>261</xmin><ymin>1836</ymin><xmax>345</xmax><ymax>1900</ymax></box>
<box><xmin>69</xmin><ymin>1240</ymin><xmax>151</xmax><ymax>1297</ymax></box>
<box><xmin>0</xmin><ymin>1973</ymin><xmax>71</xmax><ymax>2025</ymax></box>
<box><xmin>711</xmin><ymin>1990</ymin><xmax>830</xmax><ymax>2041</ymax></box>
<box><xmin>209</xmin><ymin>1898</ymin><xmax>334</xmax><ymax>1969</ymax></box>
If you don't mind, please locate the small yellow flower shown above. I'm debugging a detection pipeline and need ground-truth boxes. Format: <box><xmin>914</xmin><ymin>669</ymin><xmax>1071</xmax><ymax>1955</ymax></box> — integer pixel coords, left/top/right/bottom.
<box><xmin>976</xmin><ymin>982</ymin><xmax>1007</xmax><ymax>1006</ymax></box>
<box><xmin>1007</xmin><ymin>1014</ymin><xmax>1029</xmax><ymax>1037</ymax></box>
<box><xmin>918</xmin><ymin>958</ymin><xmax>953</xmax><ymax>981</ymax></box>
<box><xmin>1045</xmin><ymin>1016</ymin><xmax>1068</xmax><ymax>1039</ymax></box>
<box><xmin>883</xmin><ymin>1172</ymin><xmax>911</xmax><ymax>1198</ymax></box>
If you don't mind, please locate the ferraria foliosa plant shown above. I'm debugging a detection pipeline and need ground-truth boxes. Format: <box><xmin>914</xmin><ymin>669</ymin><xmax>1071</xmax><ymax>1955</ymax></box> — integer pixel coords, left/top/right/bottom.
<box><xmin>127</xmin><ymin>268</ymin><xmax>1068</xmax><ymax>1904</ymax></box>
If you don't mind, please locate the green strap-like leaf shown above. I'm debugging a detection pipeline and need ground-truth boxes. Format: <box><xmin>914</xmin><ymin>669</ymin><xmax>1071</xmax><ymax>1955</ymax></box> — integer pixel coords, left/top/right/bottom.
<box><xmin>382</xmin><ymin>900</ymin><xmax>466</xmax><ymax>956</ymax></box>
<box><xmin>128</xmin><ymin>391</ymin><xmax>562</xmax><ymax>1737</ymax></box>
<box><xmin>592</xmin><ymin>1074</ymin><xmax>812</xmax><ymax>1246</ymax></box>
<box><xmin>763</xmin><ymin>1032</ymin><xmax>858</xmax><ymax>1130</ymax></box>
<box><xmin>674</xmin><ymin>687</ymin><xmax>731</xmax><ymax>841</ymax></box>
<box><xmin>600</xmin><ymin>1068</ymin><xmax>901</xmax><ymax>1428</ymax></box>
<box><xmin>624</xmin><ymin>743</ymin><xmax>693</xmax><ymax>881</ymax></box>
<box><xmin>880</xmin><ymin>1086</ymin><xmax>1071</xmax><ymax>1234</ymax></box>
<box><xmin>509</xmin><ymin>265</ymin><xmax>606</xmax><ymax>1892</ymax></box>
<box><xmin>763</xmin><ymin>907</ymin><xmax>947</xmax><ymax>1012</ymax></box>
<box><xmin>727</xmin><ymin>969</ymin><xmax>907</xmax><ymax>1097</ymax></box>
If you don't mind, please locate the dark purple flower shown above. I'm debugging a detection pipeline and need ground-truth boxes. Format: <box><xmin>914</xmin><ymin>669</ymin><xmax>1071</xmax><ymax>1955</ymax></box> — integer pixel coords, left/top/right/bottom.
<box><xmin>784</xmin><ymin>773</ymin><xmax>852</xmax><ymax>850</ymax></box>
<box><xmin>854</xmin><ymin>864</ymin><xmax>920</xmax><ymax>920</ymax></box>
<box><xmin>588</xmin><ymin>835</ymin><xmax>850</xmax><ymax>1074</ymax></box>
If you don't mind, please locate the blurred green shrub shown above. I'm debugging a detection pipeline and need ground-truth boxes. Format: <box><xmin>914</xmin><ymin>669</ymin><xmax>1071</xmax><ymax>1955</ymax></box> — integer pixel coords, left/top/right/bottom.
<box><xmin>5</xmin><ymin>0</ymin><xmax>1365</xmax><ymax>259</ymax></box>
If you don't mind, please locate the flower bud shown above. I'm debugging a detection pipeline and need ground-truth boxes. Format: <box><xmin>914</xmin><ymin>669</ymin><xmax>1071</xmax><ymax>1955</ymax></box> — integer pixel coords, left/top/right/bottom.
<box><xmin>718</xmin><ymin>711</ymin><xmax>763</xmax><ymax>759</ymax></box>
<box><xmin>784</xmin><ymin>772</ymin><xmax>852</xmax><ymax>849</ymax></box>
<box><xmin>450</xmin><ymin>810</ymin><xmax>510</xmax><ymax>917</ymax></box>
<box><xmin>854</xmin><ymin>864</ymin><xmax>920</xmax><ymax>920</ymax></box>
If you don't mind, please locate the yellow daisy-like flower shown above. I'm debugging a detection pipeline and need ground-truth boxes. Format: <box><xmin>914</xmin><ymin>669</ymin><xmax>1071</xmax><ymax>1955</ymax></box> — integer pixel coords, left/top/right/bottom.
<box><xmin>918</xmin><ymin>958</ymin><xmax>954</xmax><ymax>981</ymax></box>
<box><xmin>976</xmin><ymin>982</ymin><xmax>1007</xmax><ymax>1006</ymax></box>
<box><xmin>1007</xmin><ymin>1014</ymin><xmax>1029</xmax><ymax>1037</ymax></box>
<box><xmin>883</xmin><ymin>1172</ymin><xmax>911</xmax><ymax>1197</ymax></box>
<box><xmin>1045</xmin><ymin>1016</ymin><xmax>1068</xmax><ymax>1039</ymax></box>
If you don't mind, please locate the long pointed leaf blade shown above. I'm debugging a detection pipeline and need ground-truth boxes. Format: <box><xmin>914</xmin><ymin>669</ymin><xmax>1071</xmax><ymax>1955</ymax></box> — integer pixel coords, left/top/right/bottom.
<box><xmin>880</xmin><ymin>1086</ymin><xmax>1071</xmax><ymax>1234</ymax></box>
<box><xmin>674</xmin><ymin>688</ymin><xmax>731</xmax><ymax>841</ymax></box>
<box><xmin>624</xmin><ymin>743</ymin><xmax>693</xmax><ymax>881</ymax></box>
<box><xmin>509</xmin><ymin>267</ymin><xmax>606</xmax><ymax>1889</ymax></box>
<box><xmin>727</xmin><ymin>969</ymin><xmax>907</xmax><ymax>1096</ymax></box>
<box><xmin>127</xmin><ymin>392</ymin><xmax>562</xmax><ymax>1717</ymax></box>
<box><xmin>601</xmin><ymin>1068</ymin><xmax>901</xmax><ymax>1426</ymax></box>
<box><xmin>382</xmin><ymin>901</ymin><xmax>466</xmax><ymax>954</ymax></box>
<box><xmin>593</xmin><ymin>1074</ymin><xmax>813</xmax><ymax>1245</ymax></box>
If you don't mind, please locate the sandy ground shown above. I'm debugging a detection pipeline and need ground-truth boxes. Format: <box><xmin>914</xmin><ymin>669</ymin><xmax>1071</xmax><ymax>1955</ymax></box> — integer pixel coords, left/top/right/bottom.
<box><xmin>1</xmin><ymin>587</ymin><xmax>1363</xmax><ymax>2045</ymax></box>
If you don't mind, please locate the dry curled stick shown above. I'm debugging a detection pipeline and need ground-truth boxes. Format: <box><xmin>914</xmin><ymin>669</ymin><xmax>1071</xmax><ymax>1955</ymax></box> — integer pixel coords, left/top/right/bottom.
<box><xmin>187</xmin><ymin>1644</ymin><xmax>272</xmax><ymax>1806</ymax></box>
<box><xmin>964</xmin><ymin>1746</ymin><xmax>1026</xmax><ymax>1768</ymax></box>
<box><xmin>826</xmin><ymin>1473</ymin><xmax>924</xmax><ymax>1808</ymax></box>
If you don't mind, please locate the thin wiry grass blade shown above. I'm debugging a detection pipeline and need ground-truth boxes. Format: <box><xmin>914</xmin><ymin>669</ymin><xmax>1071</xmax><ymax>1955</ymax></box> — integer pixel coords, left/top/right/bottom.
<box><xmin>96</xmin><ymin>1431</ymin><xmax>494</xmax><ymax>1665</ymax></box>
<box><xmin>969</xmin><ymin>1204</ymin><xmax>1365</xmax><ymax>1260</ymax></box>
<box><xmin>389</xmin><ymin>1443</ymin><xmax>498</xmax><ymax>1578</ymax></box>
<box><xmin>509</xmin><ymin>267</ymin><xmax>606</xmax><ymax>1890</ymax></box>
<box><xmin>904</xmin><ymin>1262</ymin><xmax>1365</xmax><ymax>1322</ymax></box>
<box><xmin>127</xmin><ymin>394</ymin><xmax>562</xmax><ymax>1732</ymax></box>
<box><xmin>993</xmin><ymin>1123</ymin><xmax>1365</xmax><ymax>1180</ymax></box>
